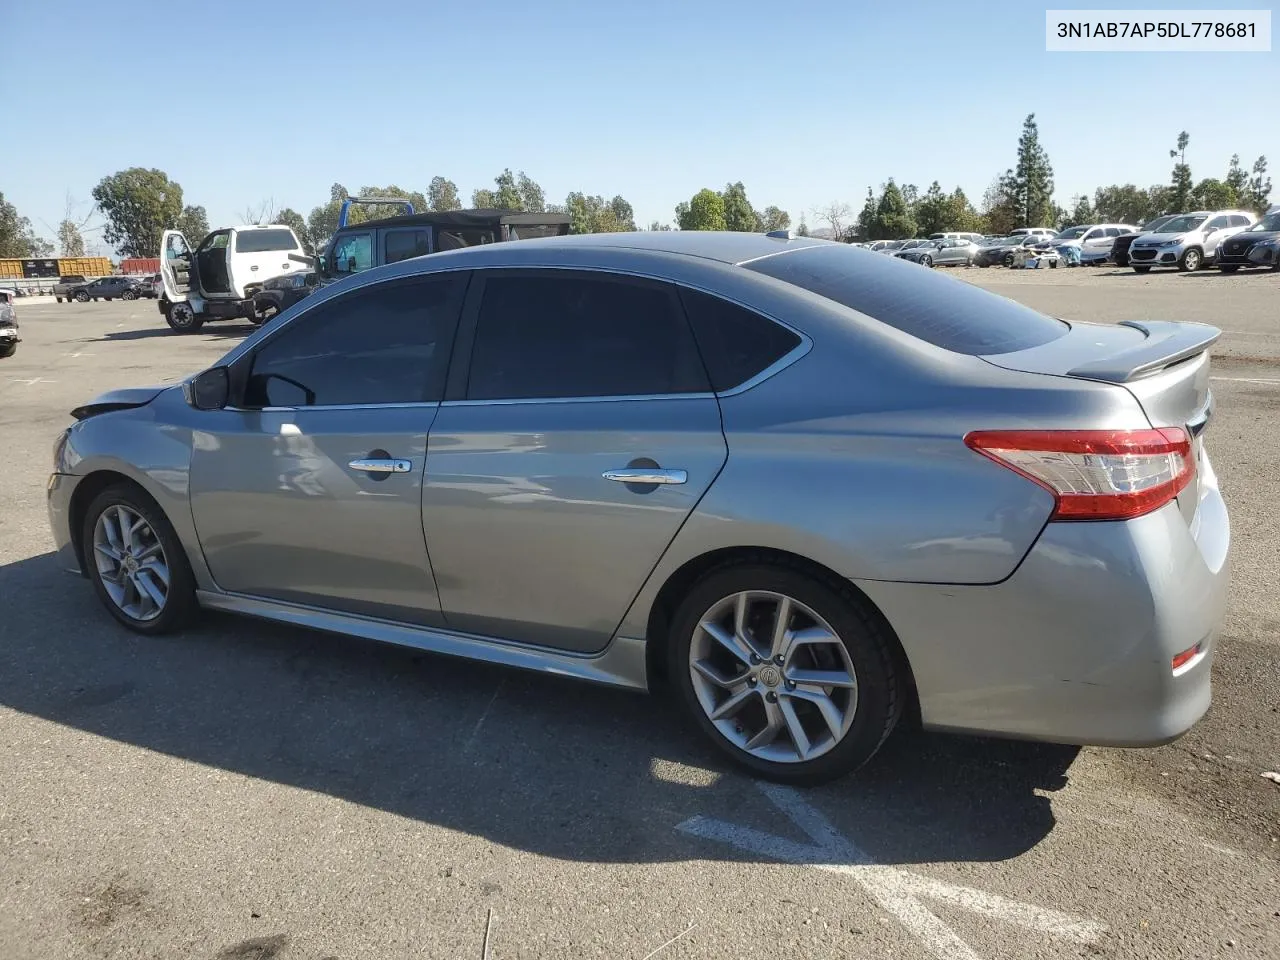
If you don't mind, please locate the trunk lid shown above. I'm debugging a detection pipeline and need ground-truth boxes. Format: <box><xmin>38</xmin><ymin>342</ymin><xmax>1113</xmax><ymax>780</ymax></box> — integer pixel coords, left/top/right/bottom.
<box><xmin>983</xmin><ymin>320</ymin><xmax>1219</xmax><ymax>524</ymax></box>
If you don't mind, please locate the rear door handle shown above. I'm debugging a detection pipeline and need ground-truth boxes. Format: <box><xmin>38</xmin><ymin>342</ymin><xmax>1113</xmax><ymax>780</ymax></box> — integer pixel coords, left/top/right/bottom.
<box><xmin>349</xmin><ymin>458</ymin><xmax>413</xmax><ymax>474</ymax></box>
<box><xmin>602</xmin><ymin>468</ymin><xmax>687</xmax><ymax>485</ymax></box>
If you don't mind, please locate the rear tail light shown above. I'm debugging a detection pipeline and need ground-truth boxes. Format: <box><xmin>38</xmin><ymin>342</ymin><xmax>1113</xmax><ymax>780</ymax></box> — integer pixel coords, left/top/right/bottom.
<box><xmin>964</xmin><ymin>428</ymin><xmax>1194</xmax><ymax>521</ymax></box>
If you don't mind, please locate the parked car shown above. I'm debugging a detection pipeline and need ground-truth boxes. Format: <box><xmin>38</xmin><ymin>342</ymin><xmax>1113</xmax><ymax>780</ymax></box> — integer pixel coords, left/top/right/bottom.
<box><xmin>1127</xmin><ymin>210</ymin><xmax>1256</xmax><ymax>273</ymax></box>
<box><xmin>250</xmin><ymin>269</ymin><xmax>319</xmax><ymax>323</ymax></box>
<box><xmin>53</xmin><ymin>275</ymin><xmax>88</xmax><ymax>303</ymax></box>
<box><xmin>1213</xmin><ymin>211</ymin><xmax>1280</xmax><ymax>271</ymax></box>
<box><xmin>896</xmin><ymin>237</ymin><xmax>980</xmax><ymax>267</ymax></box>
<box><xmin>1009</xmin><ymin>228</ymin><xmax>1056</xmax><ymax>240</ymax></box>
<box><xmin>1110</xmin><ymin>215</ymin><xmax>1178</xmax><ymax>267</ymax></box>
<box><xmin>73</xmin><ymin>276</ymin><xmax>144</xmax><ymax>302</ymax></box>
<box><xmin>49</xmin><ymin>234</ymin><xmax>1230</xmax><ymax>782</ymax></box>
<box><xmin>1034</xmin><ymin>224</ymin><xmax>1136</xmax><ymax>264</ymax></box>
<box><xmin>974</xmin><ymin>235</ymin><xmax>1044</xmax><ymax>268</ymax></box>
<box><xmin>159</xmin><ymin>224</ymin><xmax>309</xmax><ymax>332</ymax></box>
<box><xmin>0</xmin><ymin>288</ymin><xmax>19</xmax><ymax>358</ymax></box>
<box><xmin>1247</xmin><ymin>237</ymin><xmax>1280</xmax><ymax>269</ymax></box>
<box><xmin>927</xmin><ymin>232</ymin><xmax>986</xmax><ymax>244</ymax></box>
<box><xmin>134</xmin><ymin>273</ymin><xmax>162</xmax><ymax>298</ymax></box>
<box><xmin>867</xmin><ymin>240</ymin><xmax>906</xmax><ymax>254</ymax></box>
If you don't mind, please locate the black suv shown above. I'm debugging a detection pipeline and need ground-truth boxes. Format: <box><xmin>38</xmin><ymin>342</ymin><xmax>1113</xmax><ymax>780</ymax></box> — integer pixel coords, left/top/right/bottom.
<box><xmin>1215</xmin><ymin>211</ymin><xmax>1280</xmax><ymax>271</ymax></box>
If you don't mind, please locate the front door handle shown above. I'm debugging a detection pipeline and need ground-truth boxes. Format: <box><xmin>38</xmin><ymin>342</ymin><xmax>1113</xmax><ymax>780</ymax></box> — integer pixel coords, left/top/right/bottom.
<box><xmin>348</xmin><ymin>458</ymin><xmax>412</xmax><ymax>474</ymax></box>
<box><xmin>602</xmin><ymin>468</ymin><xmax>687</xmax><ymax>485</ymax></box>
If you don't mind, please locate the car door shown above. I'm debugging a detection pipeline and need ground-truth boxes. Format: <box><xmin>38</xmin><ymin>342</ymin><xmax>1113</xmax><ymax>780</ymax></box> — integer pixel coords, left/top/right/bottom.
<box><xmin>936</xmin><ymin>239</ymin><xmax>961</xmax><ymax>264</ymax></box>
<box><xmin>188</xmin><ymin>272</ymin><xmax>469</xmax><ymax>625</ymax></box>
<box><xmin>1202</xmin><ymin>215</ymin><xmax>1238</xmax><ymax>256</ymax></box>
<box><xmin>160</xmin><ymin>230</ymin><xmax>194</xmax><ymax>303</ymax></box>
<box><xmin>422</xmin><ymin>269</ymin><xmax>729</xmax><ymax>653</ymax></box>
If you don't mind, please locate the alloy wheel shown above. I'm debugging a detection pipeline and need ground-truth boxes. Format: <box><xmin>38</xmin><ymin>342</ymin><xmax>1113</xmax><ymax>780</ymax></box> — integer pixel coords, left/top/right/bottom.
<box><xmin>688</xmin><ymin>590</ymin><xmax>858</xmax><ymax>764</ymax></box>
<box><xmin>92</xmin><ymin>504</ymin><xmax>170</xmax><ymax>622</ymax></box>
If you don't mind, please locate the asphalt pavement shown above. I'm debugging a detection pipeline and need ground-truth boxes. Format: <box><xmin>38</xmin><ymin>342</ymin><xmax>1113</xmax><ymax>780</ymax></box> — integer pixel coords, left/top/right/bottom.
<box><xmin>1</xmin><ymin>270</ymin><xmax>1277</xmax><ymax>960</ymax></box>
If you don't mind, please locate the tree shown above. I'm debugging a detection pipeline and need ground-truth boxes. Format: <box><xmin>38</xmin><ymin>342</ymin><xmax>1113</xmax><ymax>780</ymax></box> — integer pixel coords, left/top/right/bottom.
<box><xmin>813</xmin><ymin>200</ymin><xmax>853</xmax><ymax>240</ymax></box>
<box><xmin>565</xmin><ymin>193</ymin><xmax>636</xmax><ymax>233</ymax></box>
<box><xmin>870</xmin><ymin>180</ymin><xmax>915</xmax><ymax>240</ymax></box>
<box><xmin>517</xmin><ymin>172</ymin><xmax>545</xmax><ymax>213</ymax></box>
<box><xmin>796</xmin><ymin>215</ymin><xmax>810</xmax><ymax>237</ymax></box>
<box><xmin>1225</xmin><ymin>155</ymin><xmax>1248</xmax><ymax>202</ymax></box>
<box><xmin>721</xmin><ymin>182</ymin><xmax>757</xmax><ymax>232</ymax></box>
<box><xmin>1245</xmin><ymin>156</ymin><xmax>1271</xmax><ymax>214</ymax></box>
<box><xmin>1013</xmin><ymin>114</ymin><xmax>1055</xmax><ymax>227</ymax></box>
<box><xmin>57</xmin><ymin>219</ymin><xmax>85</xmax><ymax>257</ymax></box>
<box><xmin>914</xmin><ymin>181</ymin><xmax>949</xmax><ymax>235</ymax></box>
<box><xmin>677</xmin><ymin>189</ymin><xmax>726</xmax><ymax>231</ymax></box>
<box><xmin>856</xmin><ymin>188</ymin><xmax>877</xmax><ymax>239</ymax></box>
<box><xmin>0</xmin><ymin>193</ymin><xmax>52</xmax><ymax>257</ymax></box>
<box><xmin>175</xmin><ymin>205</ymin><xmax>209</xmax><ymax>243</ymax></box>
<box><xmin>1093</xmin><ymin>183</ymin><xmax>1158</xmax><ymax>225</ymax></box>
<box><xmin>428</xmin><ymin>176</ymin><xmax>461</xmax><ymax>211</ymax></box>
<box><xmin>351</xmin><ymin>185</ymin><xmax>428</xmax><ymax>221</ymax></box>
<box><xmin>758</xmin><ymin>206</ymin><xmax>790</xmax><ymax>232</ymax></box>
<box><xmin>945</xmin><ymin>187</ymin><xmax>983</xmax><ymax>233</ymax></box>
<box><xmin>1060</xmin><ymin>194</ymin><xmax>1096</xmax><ymax>229</ymax></box>
<box><xmin>1191</xmin><ymin>178</ymin><xmax>1236</xmax><ymax>211</ymax></box>
<box><xmin>307</xmin><ymin>183</ymin><xmax>348</xmax><ymax>252</ymax></box>
<box><xmin>981</xmin><ymin>174</ymin><xmax>1021</xmax><ymax>236</ymax></box>
<box><xmin>647</xmin><ymin>220</ymin><xmax>673</xmax><ymax>231</ymax></box>
<box><xmin>90</xmin><ymin>167</ymin><xmax>184</xmax><ymax>257</ymax></box>
<box><xmin>276</xmin><ymin>207</ymin><xmax>312</xmax><ymax>254</ymax></box>
<box><xmin>1168</xmin><ymin>131</ymin><xmax>1193</xmax><ymax>213</ymax></box>
<box><xmin>240</xmin><ymin>198</ymin><xmax>276</xmax><ymax>225</ymax></box>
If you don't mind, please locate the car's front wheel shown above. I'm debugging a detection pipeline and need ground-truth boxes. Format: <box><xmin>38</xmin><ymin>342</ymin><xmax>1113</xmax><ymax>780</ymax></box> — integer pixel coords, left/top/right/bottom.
<box><xmin>74</xmin><ymin>290</ymin><xmax>89</xmax><ymax>302</ymax></box>
<box><xmin>920</xmin><ymin>255</ymin><xmax>933</xmax><ymax>268</ymax></box>
<box><xmin>122</xmin><ymin>290</ymin><xmax>137</xmax><ymax>300</ymax></box>
<box><xmin>82</xmin><ymin>484</ymin><xmax>198</xmax><ymax>635</ymax></box>
<box><xmin>1179</xmin><ymin>248</ymin><xmax>1203</xmax><ymax>272</ymax></box>
<box><xmin>669</xmin><ymin>562</ymin><xmax>903</xmax><ymax>784</ymax></box>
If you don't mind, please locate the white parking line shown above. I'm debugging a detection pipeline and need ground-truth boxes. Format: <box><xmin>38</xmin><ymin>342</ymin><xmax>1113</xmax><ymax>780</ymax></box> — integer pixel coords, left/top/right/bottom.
<box><xmin>676</xmin><ymin>782</ymin><xmax>1105</xmax><ymax>960</ymax></box>
<box><xmin>8</xmin><ymin>377</ymin><xmax>55</xmax><ymax>386</ymax></box>
<box><xmin>1211</xmin><ymin>376</ymin><xmax>1280</xmax><ymax>384</ymax></box>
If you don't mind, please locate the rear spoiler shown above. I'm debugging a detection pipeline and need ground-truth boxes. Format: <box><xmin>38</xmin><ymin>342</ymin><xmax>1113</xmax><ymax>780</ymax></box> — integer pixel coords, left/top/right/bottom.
<box><xmin>1066</xmin><ymin>320</ymin><xmax>1221</xmax><ymax>383</ymax></box>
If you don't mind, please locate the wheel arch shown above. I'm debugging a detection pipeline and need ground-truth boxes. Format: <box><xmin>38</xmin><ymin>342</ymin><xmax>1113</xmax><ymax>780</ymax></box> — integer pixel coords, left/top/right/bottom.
<box><xmin>640</xmin><ymin>545</ymin><xmax>920</xmax><ymax>726</ymax></box>
<box><xmin>68</xmin><ymin>470</ymin><xmax>155</xmax><ymax>574</ymax></box>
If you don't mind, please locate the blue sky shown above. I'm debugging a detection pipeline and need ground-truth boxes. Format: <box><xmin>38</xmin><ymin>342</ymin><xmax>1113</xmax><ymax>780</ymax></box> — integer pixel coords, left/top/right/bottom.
<box><xmin>6</xmin><ymin>0</ymin><xmax>1277</xmax><ymax>251</ymax></box>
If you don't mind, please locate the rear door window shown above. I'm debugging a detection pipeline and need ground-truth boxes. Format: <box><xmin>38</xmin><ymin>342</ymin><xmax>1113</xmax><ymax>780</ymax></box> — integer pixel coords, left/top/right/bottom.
<box><xmin>384</xmin><ymin>229</ymin><xmax>430</xmax><ymax>264</ymax></box>
<box><xmin>744</xmin><ymin>245</ymin><xmax>1067</xmax><ymax>356</ymax></box>
<box><xmin>465</xmin><ymin>272</ymin><xmax>709</xmax><ymax>400</ymax></box>
<box><xmin>234</xmin><ymin>229</ymin><xmax>298</xmax><ymax>253</ymax></box>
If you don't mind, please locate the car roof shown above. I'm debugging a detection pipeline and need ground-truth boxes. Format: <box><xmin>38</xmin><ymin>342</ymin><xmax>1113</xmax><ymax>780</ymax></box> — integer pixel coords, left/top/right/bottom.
<box><xmin>420</xmin><ymin>229</ymin><xmax>833</xmax><ymax>265</ymax></box>
<box><xmin>334</xmin><ymin>208</ymin><xmax>572</xmax><ymax>233</ymax></box>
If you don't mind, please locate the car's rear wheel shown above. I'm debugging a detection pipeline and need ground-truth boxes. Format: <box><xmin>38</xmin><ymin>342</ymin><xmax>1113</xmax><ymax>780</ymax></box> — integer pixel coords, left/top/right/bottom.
<box><xmin>165</xmin><ymin>301</ymin><xmax>203</xmax><ymax>333</ymax></box>
<box><xmin>1132</xmin><ymin>265</ymin><xmax>1152</xmax><ymax>274</ymax></box>
<box><xmin>1002</xmin><ymin>253</ymin><xmax>1015</xmax><ymax>267</ymax></box>
<box><xmin>82</xmin><ymin>484</ymin><xmax>198</xmax><ymax>635</ymax></box>
<box><xmin>920</xmin><ymin>255</ymin><xmax>933</xmax><ymax>268</ymax></box>
<box><xmin>56</xmin><ymin>297</ymin><xmax>63</xmax><ymax>303</ymax></box>
<box><xmin>1179</xmin><ymin>248</ymin><xmax>1203</xmax><ymax>272</ymax></box>
<box><xmin>74</xmin><ymin>290</ymin><xmax>89</xmax><ymax>302</ymax></box>
<box><xmin>122</xmin><ymin>290</ymin><xmax>137</xmax><ymax>300</ymax></box>
<box><xmin>669</xmin><ymin>562</ymin><xmax>902</xmax><ymax>784</ymax></box>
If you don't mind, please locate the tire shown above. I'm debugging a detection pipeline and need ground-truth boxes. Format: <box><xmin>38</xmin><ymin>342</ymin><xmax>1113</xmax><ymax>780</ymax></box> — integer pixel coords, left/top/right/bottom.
<box><xmin>1114</xmin><ymin>253</ymin><xmax>1129</xmax><ymax>267</ymax></box>
<box><xmin>56</xmin><ymin>297</ymin><xmax>63</xmax><ymax>303</ymax></box>
<box><xmin>920</xmin><ymin>255</ymin><xmax>933</xmax><ymax>268</ymax></box>
<box><xmin>1003</xmin><ymin>253</ymin><xmax>1015</xmax><ymax>267</ymax></box>
<box><xmin>1219</xmin><ymin>266</ymin><xmax>1239</xmax><ymax>273</ymax></box>
<box><xmin>1132</xmin><ymin>265</ymin><xmax>1152</xmax><ymax>274</ymax></box>
<box><xmin>74</xmin><ymin>290</ymin><xmax>89</xmax><ymax>302</ymax></box>
<box><xmin>122</xmin><ymin>290</ymin><xmax>137</xmax><ymax>300</ymax></box>
<box><xmin>165</xmin><ymin>300</ymin><xmax>203</xmax><ymax>333</ymax></box>
<box><xmin>668</xmin><ymin>561</ymin><xmax>903</xmax><ymax>785</ymax></box>
<box><xmin>1179</xmin><ymin>248</ymin><xmax>1203</xmax><ymax>272</ymax></box>
<box><xmin>81</xmin><ymin>483</ymin><xmax>198</xmax><ymax>635</ymax></box>
<box><xmin>104</xmin><ymin>297</ymin><xmax>112</xmax><ymax>302</ymax></box>
<box><xmin>0</xmin><ymin>344</ymin><xmax>15</xmax><ymax>359</ymax></box>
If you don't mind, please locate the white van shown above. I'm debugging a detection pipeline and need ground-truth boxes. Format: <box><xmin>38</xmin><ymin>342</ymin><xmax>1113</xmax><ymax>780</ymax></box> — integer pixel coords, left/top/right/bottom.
<box><xmin>159</xmin><ymin>224</ymin><xmax>307</xmax><ymax>332</ymax></box>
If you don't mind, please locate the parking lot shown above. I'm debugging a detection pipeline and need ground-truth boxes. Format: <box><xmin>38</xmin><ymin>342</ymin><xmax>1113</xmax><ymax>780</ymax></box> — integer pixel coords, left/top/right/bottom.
<box><xmin>1</xmin><ymin>269</ymin><xmax>1278</xmax><ymax>960</ymax></box>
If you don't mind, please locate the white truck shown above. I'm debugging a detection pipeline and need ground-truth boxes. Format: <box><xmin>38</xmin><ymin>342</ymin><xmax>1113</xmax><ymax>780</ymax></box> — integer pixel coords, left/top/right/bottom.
<box><xmin>158</xmin><ymin>224</ymin><xmax>308</xmax><ymax>332</ymax></box>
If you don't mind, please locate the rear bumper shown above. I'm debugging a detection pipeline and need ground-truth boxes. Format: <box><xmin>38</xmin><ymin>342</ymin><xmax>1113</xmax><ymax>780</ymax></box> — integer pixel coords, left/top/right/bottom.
<box><xmin>859</xmin><ymin>453</ymin><xmax>1229</xmax><ymax>747</ymax></box>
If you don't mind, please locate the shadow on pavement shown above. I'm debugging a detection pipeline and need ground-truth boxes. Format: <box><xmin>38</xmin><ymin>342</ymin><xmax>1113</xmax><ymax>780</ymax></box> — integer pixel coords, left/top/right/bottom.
<box><xmin>0</xmin><ymin>551</ymin><xmax>1077</xmax><ymax>868</ymax></box>
<box><xmin>82</xmin><ymin>324</ymin><xmax>259</xmax><ymax>343</ymax></box>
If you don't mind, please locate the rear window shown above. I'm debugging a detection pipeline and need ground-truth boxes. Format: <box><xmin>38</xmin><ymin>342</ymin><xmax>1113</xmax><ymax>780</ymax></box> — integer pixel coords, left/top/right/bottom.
<box><xmin>235</xmin><ymin>229</ymin><xmax>299</xmax><ymax>253</ymax></box>
<box><xmin>744</xmin><ymin>245</ymin><xmax>1068</xmax><ymax>356</ymax></box>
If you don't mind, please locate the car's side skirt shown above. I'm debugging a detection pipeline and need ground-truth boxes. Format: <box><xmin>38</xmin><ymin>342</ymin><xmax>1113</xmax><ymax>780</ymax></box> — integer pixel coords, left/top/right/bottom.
<box><xmin>195</xmin><ymin>590</ymin><xmax>651</xmax><ymax>691</ymax></box>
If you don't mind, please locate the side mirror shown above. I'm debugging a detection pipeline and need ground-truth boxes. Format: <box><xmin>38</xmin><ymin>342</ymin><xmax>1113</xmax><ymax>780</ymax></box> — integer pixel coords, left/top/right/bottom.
<box><xmin>186</xmin><ymin>366</ymin><xmax>230</xmax><ymax>410</ymax></box>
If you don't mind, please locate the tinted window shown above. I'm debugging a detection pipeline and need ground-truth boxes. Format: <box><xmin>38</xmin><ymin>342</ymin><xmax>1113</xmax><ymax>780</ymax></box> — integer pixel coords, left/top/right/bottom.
<box><xmin>1206</xmin><ymin>217</ymin><xmax>1231</xmax><ymax>230</ymax></box>
<box><xmin>244</xmin><ymin>277</ymin><xmax>463</xmax><ymax>408</ymax></box>
<box><xmin>506</xmin><ymin>223</ymin><xmax>570</xmax><ymax>240</ymax></box>
<box><xmin>466</xmin><ymin>274</ymin><xmax>709</xmax><ymax>400</ymax></box>
<box><xmin>384</xmin><ymin>229</ymin><xmax>430</xmax><ymax>264</ymax></box>
<box><xmin>437</xmin><ymin>228</ymin><xmax>497</xmax><ymax>251</ymax></box>
<box><xmin>235</xmin><ymin>229</ymin><xmax>298</xmax><ymax>253</ymax></box>
<box><xmin>744</xmin><ymin>245</ymin><xmax>1067</xmax><ymax>356</ymax></box>
<box><xmin>330</xmin><ymin>232</ymin><xmax>373</xmax><ymax>275</ymax></box>
<box><xmin>679</xmin><ymin>288</ymin><xmax>801</xmax><ymax>392</ymax></box>
<box><xmin>1229</xmin><ymin>215</ymin><xmax>1251</xmax><ymax>227</ymax></box>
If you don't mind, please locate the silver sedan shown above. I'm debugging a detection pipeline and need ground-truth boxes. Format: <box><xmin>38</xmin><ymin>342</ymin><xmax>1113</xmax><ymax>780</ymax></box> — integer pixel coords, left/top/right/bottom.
<box><xmin>895</xmin><ymin>237</ymin><xmax>980</xmax><ymax>267</ymax></box>
<box><xmin>48</xmin><ymin>232</ymin><xmax>1230</xmax><ymax>783</ymax></box>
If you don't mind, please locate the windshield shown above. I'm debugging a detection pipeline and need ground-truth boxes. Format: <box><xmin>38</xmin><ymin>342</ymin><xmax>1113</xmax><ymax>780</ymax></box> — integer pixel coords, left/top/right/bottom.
<box><xmin>745</xmin><ymin>245</ymin><xmax>1067</xmax><ymax>356</ymax></box>
<box><xmin>1055</xmin><ymin>227</ymin><xmax>1088</xmax><ymax>240</ymax></box>
<box><xmin>1248</xmin><ymin>213</ymin><xmax>1280</xmax><ymax>232</ymax></box>
<box><xmin>1157</xmin><ymin>215</ymin><xmax>1207</xmax><ymax>233</ymax></box>
<box><xmin>235</xmin><ymin>228</ymin><xmax>299</xmax><ymax>253</ymax></box>
<box><xmin>1140</xmin><ymin>216</ymin><xmax>1174</xmax><ymax>232</ymax></box>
